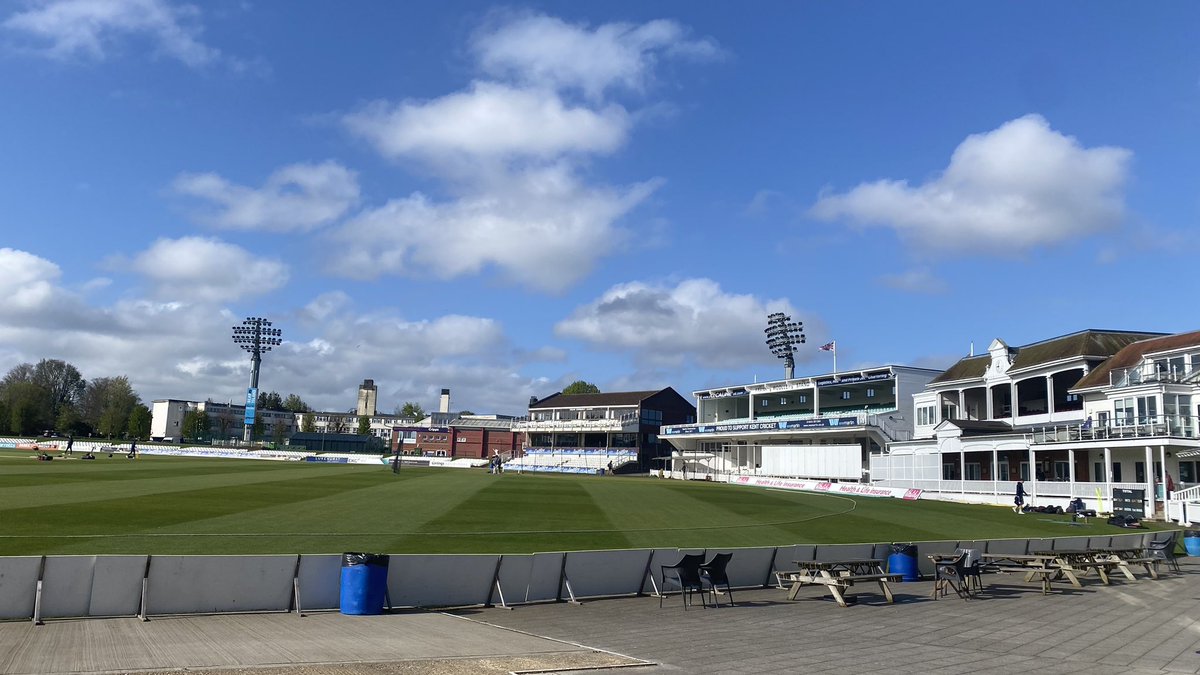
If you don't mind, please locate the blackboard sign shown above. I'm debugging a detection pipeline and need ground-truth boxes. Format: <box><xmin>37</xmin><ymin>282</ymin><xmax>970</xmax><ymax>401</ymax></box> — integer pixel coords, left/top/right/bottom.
<box><xmin>1112</xmin><ymin>488</ymin><xmax>1145</xmax><ymax>517</ymax></box>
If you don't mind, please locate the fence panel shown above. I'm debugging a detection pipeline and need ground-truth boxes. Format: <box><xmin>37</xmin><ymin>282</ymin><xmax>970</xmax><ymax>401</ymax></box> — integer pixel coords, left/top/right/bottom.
<box><xmin>40</xmin><ymin>556</ymin><xmax>94</xmax><ymax>618</ymax></box>
<box><xmin>146</xmin><ymin>555</ymin><xmax>295</xmax><ymax>615</ymax></box>
<box><xmin>387</xmin><ymin>554</ymin><xmax>499</xmax><ymax>608</ymax></box>
<box><xmin>88</xmin><ymin>555</ymin><xmax>146</xmax><ymax>617</ymax></box>
<box><xmin>297</xmin><ymin>554</ymin><xmax>341</xmax><ymax>611</ymax></box>
<box><xmin>563</xmin><ymin>549</ymin><xmax>651</xmax><ymax>598</ymax></box>
<box><xmin>0</xmin><ymin>557</ymin><xmax>41</xmax><ymax>619</ymax></box>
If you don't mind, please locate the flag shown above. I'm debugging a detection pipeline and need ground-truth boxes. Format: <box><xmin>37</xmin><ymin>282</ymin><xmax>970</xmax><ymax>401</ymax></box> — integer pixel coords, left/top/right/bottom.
<box><xmin>819</xmin><ymin>341</ymin><xmax>836</xmax><ymax>352</ymax></box>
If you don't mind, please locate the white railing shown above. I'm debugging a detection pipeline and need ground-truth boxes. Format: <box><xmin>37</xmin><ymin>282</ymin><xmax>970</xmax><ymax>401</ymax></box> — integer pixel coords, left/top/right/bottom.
<box><xmin>1030</xmin><ymin>416</ymin><xmax>1200</xmax><ymax>443</ymax></box>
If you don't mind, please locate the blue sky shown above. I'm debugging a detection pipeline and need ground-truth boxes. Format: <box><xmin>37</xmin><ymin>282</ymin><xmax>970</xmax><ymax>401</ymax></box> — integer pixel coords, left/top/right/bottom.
<box><xmin>1</xmin><ymin>1</ymin><xmax>1197</xmax><ymax>415</ymax></box>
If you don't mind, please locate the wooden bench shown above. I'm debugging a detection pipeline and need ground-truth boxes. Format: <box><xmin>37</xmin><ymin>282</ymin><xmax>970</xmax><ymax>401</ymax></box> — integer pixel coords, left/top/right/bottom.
<box><xmin>984</xmin><ymin>564</ymin><xmax>1060</xmax><ymax>595</ymax></box>
<box><xmin>781</xmin><ymin>572</ymin><xmax>902</xmax><ymax>607</ymax></box>
<box><xmin>1103</xmin><ymin>555</ymin><xmax>1161</xmax><ymax>580</ymax></box>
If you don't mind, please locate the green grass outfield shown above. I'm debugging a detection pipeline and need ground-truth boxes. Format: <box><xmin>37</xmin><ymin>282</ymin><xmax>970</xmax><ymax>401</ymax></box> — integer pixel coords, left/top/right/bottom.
<box><xmin>0</xmin><ymin>449</ymin><xmax>1154</xmax><ymax>556</ymax></box>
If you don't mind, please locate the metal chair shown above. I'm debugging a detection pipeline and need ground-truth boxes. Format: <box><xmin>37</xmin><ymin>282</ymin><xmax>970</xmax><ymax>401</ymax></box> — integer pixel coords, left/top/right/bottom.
<box><xmin>700</xmin><ymin>552</ymin><xmax>734</xmax><ymax>607</ymax></box>
<box><xmin>932</xmin><ymin>551</ymin><xmax>970</xmax><ymax>599</ymax></box>
<box><xmin>1146</xmin><ymin>535</ymin><xmax>1182</xmax><ymax>573</ymax></box>
<box><xmin>660</xmin><ymin>554</ymin><xmax>709</xmax><ymax>610</ymax></box>
<box><xmin>958</xmin><ymin>548</ymin><xmax>983</xmax><ymax>593</ymax></box>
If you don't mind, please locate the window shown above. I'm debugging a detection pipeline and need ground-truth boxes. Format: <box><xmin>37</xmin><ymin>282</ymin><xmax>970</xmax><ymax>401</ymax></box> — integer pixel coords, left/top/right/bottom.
<box><xmin>798</xmin><ymin>395</ymin><xmax>807</xmax><ymax>403</ymax></box>
<box><xmin>866</xmin><ymin>388</ymin><xmax>876</xmax><ymax>398</ymax></box>
<box><xmin>1114</xmin><ymin>398</ymin><xmax>1135</xmax><ymax>425</ymax></box>
<box><xmin>917</xmin><ymin>405</ymin><xmax>936</xmax><ymax>426</ymax></box>
<box><xmin>841</xmin><ymin>391</ymin><xmax>852</xmax><ymax>400</ymax></box>
<box><xmin>1053</xmin><ymin>461</ymin><xmax>1069</xmax><ymax>481</ymax></box>
<box><xmin>964</xmin><ymin>462</ymin><xmax>982</xmax><ymax>480</ymax></box>
<box><xmin>779</xmin><ymin>397</ymin><xmax>788</xmax><ymax>405</ymax></box>
<box><xmin>1180</xmin><ymin>461</ymin><xmax>1196</xmax><ymax>484</ymax></box>
<box><xmin>1136</xmin><ymin>396</ymin><xmax>1158</xmax><ymax>424</ymax></box>
<box><xmin>759</xmin><ymin>399</ymin><xmax>768</xmax><ymax>407</ymax></box>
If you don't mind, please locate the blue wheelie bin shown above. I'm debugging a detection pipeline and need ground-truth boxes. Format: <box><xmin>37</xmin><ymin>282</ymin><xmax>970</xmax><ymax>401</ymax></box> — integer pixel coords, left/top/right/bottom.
<box><xmin>340</xmin><ymin>552</ymin><xmax>389</xmax><ymax>615</ymax></box>
<box><xmin>1185</xmin><ymin>531</ymin><xmax>1200</xmax><ymax>557</ymax></box>
<box><xmin>887</xmin><ymin>543</ymin><xmax>919</xmax><ymax>582</ymax></box>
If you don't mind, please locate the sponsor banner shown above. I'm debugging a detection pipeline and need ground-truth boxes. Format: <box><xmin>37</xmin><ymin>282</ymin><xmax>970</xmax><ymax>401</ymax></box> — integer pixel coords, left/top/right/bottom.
<box><xmin>662</xmin><ymin>417</ymin><xmax>860</xmax><ymax>436</ymax></box>
<box><xmin>304</xmin><ymin>456</ymin><xmax>349</xmax><ymax>464</ymax></box>
<box><xmin>139</xmin><ymin>447</ymin><xmax>304</xmax><ymax>461</ymax></box>
<box><xmin>733</xmin><ymin>475</ymin><xmax>922</xmax><ymax>500</ymax></box>
<box><xmin>697</xmin><ymin>390</ymin><xmax>749</xmax><ymax>399</ymax></box>
<box><xmin>244</xmin><ymin>387</ymin><xmax>258</xmax><ymax>426</ymax></box>
<box><xmin>816</xmin><ymin>372</ymin><xmax>891</xmax><ymax>387</ymax></box>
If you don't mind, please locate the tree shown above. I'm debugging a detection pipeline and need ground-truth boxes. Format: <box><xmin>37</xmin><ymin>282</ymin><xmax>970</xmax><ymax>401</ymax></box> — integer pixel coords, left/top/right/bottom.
<box><xmin>4</xmin><ymin>380</ymin><xmax>52</xmax><ymax>434</ymax></box>
<box><xmin>329</xmin><ymin>415</ymin><xmax>348</xmax><ymax>434</ymax></box>
<box><xmin>217</xmin><ymin>415</ymin><xmax>233</xmax><ymax>440</ymax></box>
<box><xmin>182</xmin><ymin>409</ymin><xmax>211</xmax><ymax>440</ymax></box>
<box><xmin>301</xmin><ymin>412</ymin><xmax>315</xmax><ymax>433</ymax></box>
<box><xmin>282</xmin><ymin>394</ymin><xmax>310</xmax><ymax>413</ymax></box>
<box><xmin>31</xmin><ymin>359</ymin><xmax>86</xmax><ymax>424</ymax></box>
<box><xmin>80</xmin><ymin>377</ymin><xmax>140</xmax><ymax>438</ymax></box>
<box><xmin>252</xmin><ymin>413</ymin><xmax>265</xmax><ymax>440</ymax></box>
<box><xmin>256</xmin><ymin>391</ymin><xmax>284</xmax><ymax>411</ymax></box>
<box><xmin>398</xmin><ymin>402</ymin><xmax>425</xmax><ymax>420</ymax></box>
<box><xmin>272</xmin><ymin>421</ymin><xmax>287</xmax><ymax>446</ymax></box>
<box><xmin>127</xmin><ymin>404</ymin><xmax>151</xmax><ymax>440</ymax></box>
<box><xmin>357</xmin><ymin>415</ymin><xmax>371</xmax><ymax>436</ymax></box>
<box><xmin>562</xmin><ymin>380</ymin><xmax>600</xmax><ymax>395</ymax></box>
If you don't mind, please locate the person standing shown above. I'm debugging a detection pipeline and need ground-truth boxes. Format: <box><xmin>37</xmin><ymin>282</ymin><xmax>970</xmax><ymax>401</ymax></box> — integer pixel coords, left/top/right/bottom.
<box><xmin>1013</xmin><ymin>480</ymin><xmax>1026</xmax><ymax>513</ymax></box>
<box><xmin>391</xmin><ymin>450</ymin><xmax>401</xmax><ymax>474</ymax></box>
<box><xmin>65</xmin><ymin>435</ymin><xmax>74</xmax><ymax>456</ymax></box>
<box><xmin>127</xmin><ymin>439</ymin><xmax>138</xmax><ymax>460</ymax></box>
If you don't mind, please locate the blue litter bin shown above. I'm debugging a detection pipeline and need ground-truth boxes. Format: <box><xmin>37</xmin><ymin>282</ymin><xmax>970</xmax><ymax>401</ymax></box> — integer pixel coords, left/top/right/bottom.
<box><xmin>1185</xmin><ymin>531</ymin><xmax>1200</xmax><ymax>557</ymax></box>
<box><xmin>887</xmin><ymin>543</ymin><xmax>919</xmax><ymax>582</ymax></box>
<box><xmin>340</xmin><ymin>552</ymin><xmax>389</xmax><ymax>615</ymax></box>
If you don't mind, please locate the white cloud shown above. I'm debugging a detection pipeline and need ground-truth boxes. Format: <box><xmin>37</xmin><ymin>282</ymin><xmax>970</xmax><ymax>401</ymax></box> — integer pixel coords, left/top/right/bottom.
<box><xmin>0</xmin><ymin>247</ymin><xmax>65</xmax><ymax>313</ymax></box>
<box><xmin>343</xmin><ymin>83</ymin><xmax>630</xmax><ymax>163</ymax></box>
<box><xmin>2</xmin><ymin>0</ymin><xmax>230</xmax><ymax>68</ymax></box>
<box><xmin>811</xmin><ymin>114</ymin><xmax>1131</xmax><ymax>252</ymax></box>
<box><xmin>472</xmin><ymin>14</ymin><xmax>721</xmax><ymax>99</ymax></box>
<box><xmin>328</xmin><ymin>165</ymin><xmax>657</xmax><ymax>292</ymax></box>
<box><xmin>331</xmin><ymin>13</ymin><xmax>716</xmax><ymax>292</ymax></box>
<box><xmin>172</xmin><ymin>161</ymin><xmax>360</xmax><ymax>232</ymax></box>
<box><xmin>555</xmin><ymin>278</ymin><xmax>825</xmax><ymax>369</ymax></box>
<box><xmin>130</xmin><ymin>237</ymin><xmax>289</xmax><ymax>302</ymax></box>
<box><xmin>0</xmin><ymin>249</ymin><xmax>556</xmax><ymax>414</ymax></box>
<box><xmin>878</xmin><ymin>267</ymin><xmax>947</xmax><ymax>294</ymax></box>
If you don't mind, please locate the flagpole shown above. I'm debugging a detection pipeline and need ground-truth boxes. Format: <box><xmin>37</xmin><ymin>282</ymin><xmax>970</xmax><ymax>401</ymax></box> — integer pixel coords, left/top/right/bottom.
<box><xmin>832</xmin><ymin>343</ymin><xmax>837</xmax><ymax>373</ymax></box>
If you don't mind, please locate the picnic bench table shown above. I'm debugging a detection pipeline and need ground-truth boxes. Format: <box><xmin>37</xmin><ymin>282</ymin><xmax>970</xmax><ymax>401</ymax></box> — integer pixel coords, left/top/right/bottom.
<box><xmin>1030</xmin><ymin>549</ymin><xmax>1120</xmax><ymax>585</ymax></box>
<box><xmin>1089</xmin><ymin>546</ymin><xmax>1162</xmax><ymax>580</ymax></box>
<box><xmin>980</xmin><ymin>553</ymin><xmax>1071</xmax><ymax>595</ymax></box>
<box><xmin>780</xmin><ymin>558</ymin><xmax>901</xmax><ymax>607</ymax></box>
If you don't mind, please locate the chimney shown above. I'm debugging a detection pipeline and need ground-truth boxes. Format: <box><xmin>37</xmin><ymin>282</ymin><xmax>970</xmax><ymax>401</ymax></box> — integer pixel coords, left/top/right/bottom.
<box><xmin>439</xmin><ymin>388</ymin><xmax>450</xmax><ymax>414</ymax></box>
<box><xmin>529</xmin><ymin>395</ymin><xmax>538</xmax><ymax>407</ymax></box>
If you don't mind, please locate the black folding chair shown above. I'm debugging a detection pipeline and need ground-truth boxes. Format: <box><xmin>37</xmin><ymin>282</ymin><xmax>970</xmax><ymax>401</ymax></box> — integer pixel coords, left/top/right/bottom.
<box><xmin>660</xmin><ymin>553</ymin><xmax>709</xmax><ymax>610</ymax></box>
<box><xmin>700</xmin><ymin>552</ymin><xmax>734</xmax><ymax>607</ymax></box>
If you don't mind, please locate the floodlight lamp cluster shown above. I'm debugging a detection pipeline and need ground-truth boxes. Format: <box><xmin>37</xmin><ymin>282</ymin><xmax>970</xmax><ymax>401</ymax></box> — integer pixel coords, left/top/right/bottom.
<box><xmin>764</xmin><ymin>312</ymin><xmax>805</xmax><ymax>377</ymax></box>
<box><xmin>231</xmin><ymin>316</ymin><xmax>283</xmax><ymax>355</ymax></box>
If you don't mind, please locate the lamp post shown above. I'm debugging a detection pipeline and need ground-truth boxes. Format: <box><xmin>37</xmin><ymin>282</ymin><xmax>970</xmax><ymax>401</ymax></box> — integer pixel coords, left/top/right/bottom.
<box><xmin>765</xmin><ymin>312</ymin><xmax>806</xmax><ymax>380</ymax></box>
<box><xmin>232</xmin><ymin>317</ymin><xmax>282</xmax><ymax>443</ymax></box>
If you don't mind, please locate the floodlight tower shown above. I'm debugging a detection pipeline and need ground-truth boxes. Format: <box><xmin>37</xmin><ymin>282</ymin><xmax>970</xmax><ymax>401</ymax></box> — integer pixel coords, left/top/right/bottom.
<box><xmin>765</xmin><ymin>312</ymin><xmax>806</xmax><ymax>380</ymax></box>
<box><xmin>232</xmin><ymin>317</ymin><xmax>282</xmax><ymax>442</ymax></box>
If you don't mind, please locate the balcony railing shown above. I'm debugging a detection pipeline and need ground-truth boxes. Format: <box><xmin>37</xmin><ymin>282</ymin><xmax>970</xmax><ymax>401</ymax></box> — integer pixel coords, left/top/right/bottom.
<box><xmin>1030</xmin><ymin>415</ymin><xmax>1200</xmax><ymax>443</ymax></box>
<box><xmin>1110</xmin><ymin>363</ymin><xmax>1200</xmax><ymax>388</ymax></box>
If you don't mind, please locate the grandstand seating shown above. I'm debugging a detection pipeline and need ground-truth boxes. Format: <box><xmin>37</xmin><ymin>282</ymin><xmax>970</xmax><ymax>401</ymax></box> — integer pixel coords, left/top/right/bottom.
<box><xmin>505</xmin><ymin>449</ymin><xmax>638</xmax><ymax>475</ymax></box>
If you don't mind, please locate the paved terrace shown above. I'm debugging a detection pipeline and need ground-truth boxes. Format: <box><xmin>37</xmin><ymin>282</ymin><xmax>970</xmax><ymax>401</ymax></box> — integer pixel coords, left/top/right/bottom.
<box><xmin>1</xmin><ymin>563</ymin><xmax>1198</xmax><ymax>674</ymax></box>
